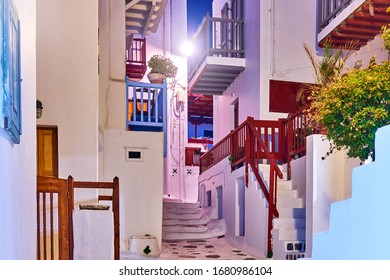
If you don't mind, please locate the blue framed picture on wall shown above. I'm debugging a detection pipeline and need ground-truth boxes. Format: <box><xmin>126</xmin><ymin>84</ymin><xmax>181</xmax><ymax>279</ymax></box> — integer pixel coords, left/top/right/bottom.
<box><xmin>0</xmin><ymin>0</ymin><xmax>21</xmax><ymax>144</ymax></box>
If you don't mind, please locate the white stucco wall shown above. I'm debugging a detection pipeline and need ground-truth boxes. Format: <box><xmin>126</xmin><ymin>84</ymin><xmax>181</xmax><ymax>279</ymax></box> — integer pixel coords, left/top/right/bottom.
<box><xmin>98</xmin><ymin>0</ymin><xmax>125</xmax><ymax>132</ymax></box>
<box><xmin>199</xmin><ymin>158</ymin><xmax>269</xmax><ymax>259</ymax></box>
<box><xmin>0</xmin><ymin>0</ymin><xmax>36</xmax><ymax>260</ymax></box>
<box><xmin>213</xmin><ymin>0</ymin><xmax>262</xmax><ymax>141</ymax></box>
<box><xmin>144</xmin><ymin>1</ymin><xmax>189</xmax><ymax>201</ymax></box>
<box><xmin>213</xmin><ymin>0</ymin><xmax>317</xmax><ymax>142</ymax></box>
<box><xmin>312</xmin><ymin>125</ymin><xmax>390</xmax><ymax>259</ymax></box>
<box><xmin>290</xmin><ymin>156</ymin><xmax>306</xmax><ymax>202</ymax></box>
<box><xmin>345</xmin><ymin>34</ymin><xmax>389</xmax><ymax>69</ymax></box>
<box><xmin>305</xmin><ymin>135</ymin><xmax>360</xmax><ymax>258</ymax></box>
<box><xmin>262</xmin><ymin>0</ymin><xmax>317</xmax><ymax>120</ymax></box>
<box><xmin>36</xmin><ymin>0</ymin><xmax>99</xmax><ymax>200</ymax></box>
<box><xmin>98</xmin><ymin>0</ymin><xmax>126</xmax><ymax>187</ymax></box>
<box><xmin>103</xmin><ymin>130</ymin><xmax>163</xmax><ymax>250</ymax></box>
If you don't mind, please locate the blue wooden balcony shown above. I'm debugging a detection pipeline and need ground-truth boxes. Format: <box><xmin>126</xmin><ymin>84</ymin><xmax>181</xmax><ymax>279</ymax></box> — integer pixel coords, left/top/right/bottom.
<box><xmin>126</xmin><ymin>78</ymin><xmax>167</xmax><ymax>156</ymax></box>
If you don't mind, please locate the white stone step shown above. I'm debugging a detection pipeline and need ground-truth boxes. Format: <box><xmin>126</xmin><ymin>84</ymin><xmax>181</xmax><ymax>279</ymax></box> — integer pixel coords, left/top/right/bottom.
<box><xmin>277</xmin><ymin>189</ymin><xmax>298</xmax><ymax>198</ymax></box>
<box><xmin>256</xmin><ymin>172</ymin><xmax>287</xmax><ymax>184</ymax></box>
<box><xmin>275</xmin><ymin>229</ymin><xmax>305</xmax><ymax>241</ymax></box>
<box><xmin>163</xmin><ymin>201</ymin><xmax>201</xmax><ymax>210</ymax></box>
<box><xmin>165</xmin><ymin>206</ymin><xmax>210</xmax><ymax>219</ymax></box>
<box><xmin>273</xmin><ymin>218</ymin><xmax>305</xmax><ymax>230</ymax></box>
<box><xmin>163</xmin><ymin>214</ymin><xmax>211</xmax><ymax>226</ymax></box>
<box><xmin>162</xmin><ymin>219</ymin><xmax>226</xmax><ymax>241</ymax></box>
<box><xmin>162</xmin><ymin>224</ymin><xmax>208</xmax><ymax>233</ymax></box>
<box><xmin>258</xmin><ymin>164</ymin><xmax>283</xmax><ymax>172</ymax></box>
<box><xmin>277</xmin><ymin>197</ymin><xmax>304</xmax><ymax>209</ymax></box>
<box><xmin>278</xmin><ymin>208</ymin><xmax>306</xmax><ymax>219</ymax></box>
<box><xmin>164</xmin><ymin>211</ymin><xmax>204</xmax><ymax>220</ymax></box>
<box><xmin>258</xmin><ymin>164</ymin><xmax>287</xmax><ymax>178</ymax></box>
<box><xmin>163</xmin><ymin>207</ymin><xmax>200</xmax><ymax>214</ymax></box>
<box><xmin>277</xmin><ymin>181</ymin><xmax>294</xmax><ymax>191</ymax></box>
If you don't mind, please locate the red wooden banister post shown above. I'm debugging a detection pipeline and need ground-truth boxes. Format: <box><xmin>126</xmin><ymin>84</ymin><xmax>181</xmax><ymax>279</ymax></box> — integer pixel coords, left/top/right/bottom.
<box><xmin>230</xmin><ymin>130</ymin><xmax>234</xmax><ymax>171</ymax></box>
<box><xmin>113</xmin><ymin>176</ymin><xmax>120</xmax><ymax>260</ymax></box>
<box><xmin>287</xmin><ymin>117</ymin><xmax>293</xmax><ymax>180</ymax></box>
<box><xmin>245</xmin><ymin>122</ymin><xmax>251</xmax><ymax>187</ymax></box>
<box><xmin>67</xmin><ymin>175</ymin><xmax>74</xmax><ymax>260</ymax></box>
<box><xmin>267</xmin><ymin>156</ymin><xmax>276</xmax><ymax>257</ymax></box>
<box><xmin>278</xmin><ymin>118</ymin><xmax>285</xmax><ymax>164</ymax></box>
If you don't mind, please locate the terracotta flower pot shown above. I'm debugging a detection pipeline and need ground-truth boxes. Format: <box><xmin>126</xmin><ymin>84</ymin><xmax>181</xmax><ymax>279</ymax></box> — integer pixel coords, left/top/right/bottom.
<box><xmin>147</xmin><ymin>73</ymin><xmax>165</xmax><ymax>84</ymax></box>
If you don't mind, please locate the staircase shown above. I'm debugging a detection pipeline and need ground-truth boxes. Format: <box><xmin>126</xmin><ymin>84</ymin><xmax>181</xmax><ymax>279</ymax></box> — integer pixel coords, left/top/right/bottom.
<box><xmin>256</xmin><ymin>164</ymin><xmax>306</xmax><ymax>260</ymax></box>
<box><xmin>162</xmin><ymin>200</ymin><xmax>226</xmax><ymax>241</ymax></box>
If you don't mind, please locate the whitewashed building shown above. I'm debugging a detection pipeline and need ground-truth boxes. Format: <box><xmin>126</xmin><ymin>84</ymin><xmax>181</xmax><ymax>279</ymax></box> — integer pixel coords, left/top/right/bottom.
<box><xmin>0</xmin><ymin>0</ymin><xmax>389</xmax><ymax>260</ymax></box>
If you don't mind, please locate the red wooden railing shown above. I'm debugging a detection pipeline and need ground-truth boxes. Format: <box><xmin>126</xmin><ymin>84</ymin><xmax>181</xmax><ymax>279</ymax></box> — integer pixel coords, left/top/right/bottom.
<box><xmin>199</xmin><ymin>107</ymin><xmax>323</xmax><ymax>256</ymax></box>
<box><xmin>68</xmin><ymin>177</ymin><xmax>120</xmax><ymax>260</ymax></box>
<box><xmin>200</xmin><ymin>105</ymin><xmax>322</xmax><ymax>174</ymax></box>
<box><xmin>37</xmin><ymin>177</ymin><xmax>70</xmax><ymax>260</ymax></box>
<box><xmin>126</xmin><ymin>38</ymin><xmax>147</xmax><ymax>80</ymax></box>
<box><xmin>199</xmin><ymin>132</ymin><xmax>232</xmax><ymax>174</ymax></box>
<box><xmin>246</xmin><ymin>117</ymin><xmax>283</xmax><ymax>257</ymax></box>
<box><xmin>281</xmin><ymin>105</ymin><xmax>322</xmax><ymax>179</ymax></box>
<box><xmin>37</xmin><ymin>176</ymin><xmax>120</xmax><ymax>260</ymax></box>
<box><xmin>199</xmin><ymin>117</ymin><xmax>283</xmax><ymax>256</ymax></box>
<box><xmin>200</xmin><ymin>118</ymin><xmax>285</xmax><ymax>173</ymax></box>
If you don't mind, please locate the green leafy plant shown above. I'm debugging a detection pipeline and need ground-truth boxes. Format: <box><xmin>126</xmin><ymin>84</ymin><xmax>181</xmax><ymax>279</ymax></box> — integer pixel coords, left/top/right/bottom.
<box><xmin>310</xmin><ymin>60</ymin><xmax>390</xmax><ymax>161</ymax></box>
<box><xmin>228</xmin><ymin>154</ymin><xmax>234</xmax><ymax>164</ymax></box>
<box><xmin>143</xmin><ymin>245</ymin><xmax>151</xmax><ymax>255</ymax></box>
<box><xmin>147</xmin><ymin>54</ymin><xmax>177</xmax><ymax>78</ymax></box>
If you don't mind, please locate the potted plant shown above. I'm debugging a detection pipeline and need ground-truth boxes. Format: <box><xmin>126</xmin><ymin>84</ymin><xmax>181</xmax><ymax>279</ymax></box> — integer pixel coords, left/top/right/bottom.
<box><xmin>147</xmin><ymin>54</ymin><xmax>178</xmax><ymax>84</ymax></box>
<box><xmin>228</xmin><ymin>154</ymin><xmax>234</xmax><ymax>165</ymax></box>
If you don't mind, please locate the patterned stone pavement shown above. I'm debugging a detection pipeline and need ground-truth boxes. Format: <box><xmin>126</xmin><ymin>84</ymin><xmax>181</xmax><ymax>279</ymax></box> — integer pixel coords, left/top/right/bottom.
<box><xmin>159</xmin><ymin>238</ymin><xmax>260</xmax><ymax>260</ymax></box>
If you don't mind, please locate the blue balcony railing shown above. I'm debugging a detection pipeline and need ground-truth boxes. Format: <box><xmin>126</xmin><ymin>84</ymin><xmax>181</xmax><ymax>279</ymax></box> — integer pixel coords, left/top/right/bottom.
<box><xmin>126</xmin><ymin>78</ymin><xmax>167</xmax><ymax>156</ymax></box>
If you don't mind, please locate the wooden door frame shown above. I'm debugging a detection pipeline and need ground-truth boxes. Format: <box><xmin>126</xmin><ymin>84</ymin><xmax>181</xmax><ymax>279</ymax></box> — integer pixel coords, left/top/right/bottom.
<box><xmin>37</xmin><ymin>125</ymin><xmax>59</xmax><ymax>178</ymax></box>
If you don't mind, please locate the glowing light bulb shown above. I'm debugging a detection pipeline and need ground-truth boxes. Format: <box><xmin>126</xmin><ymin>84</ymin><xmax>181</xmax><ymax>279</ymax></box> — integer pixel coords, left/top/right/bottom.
<box><xmin>182</xmin><ymin>41</ymin><xmax>194</xmax><ymax>57</ymax></box>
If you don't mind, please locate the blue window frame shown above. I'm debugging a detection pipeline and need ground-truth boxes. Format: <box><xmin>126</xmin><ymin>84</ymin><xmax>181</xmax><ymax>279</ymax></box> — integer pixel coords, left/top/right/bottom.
<box><xmin>1</xmin><ymin>0</ymin><xmax>21</xmax><ymax>144</ymax></box>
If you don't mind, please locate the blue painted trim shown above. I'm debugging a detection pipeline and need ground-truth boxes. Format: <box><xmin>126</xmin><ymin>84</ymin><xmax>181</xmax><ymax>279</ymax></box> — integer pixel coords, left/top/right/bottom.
<box><xmin>163</xmin><ymin>80</ymin><xmax>167</xmax><ymax>157</ymax></box>
<box><xmin>1</xmin><ymin>0</ymin><xmax>21</xmax><ymax>144</ymax></box>
<box><xmin>126</xmin><ymin>77</ymin><xmax>168</xmax><ymax>157</ymax></box>
<box><xmin>128</xmin><ymin>121</ymin><xmax>164</xmax><ymax>127</ymax></box>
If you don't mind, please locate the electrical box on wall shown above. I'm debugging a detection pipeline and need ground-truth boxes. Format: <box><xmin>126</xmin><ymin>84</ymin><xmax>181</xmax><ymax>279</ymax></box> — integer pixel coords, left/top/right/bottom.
<box><xmin>125</xmin><ymin>147</ymin><xmax>144</xmax><ymax>162</ymax></box>
<box><xmin>176</xmin><ymin>89</ymin><xmax>186</xmax><ymax>104</ymax></box>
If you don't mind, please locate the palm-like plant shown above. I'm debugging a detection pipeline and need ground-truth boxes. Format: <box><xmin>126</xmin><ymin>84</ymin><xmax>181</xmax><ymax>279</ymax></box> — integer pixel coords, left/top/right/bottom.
<box><xmin>296</xmin><ymin>39</ymin><xmax>359</xmax><ymax>104</ymax></box>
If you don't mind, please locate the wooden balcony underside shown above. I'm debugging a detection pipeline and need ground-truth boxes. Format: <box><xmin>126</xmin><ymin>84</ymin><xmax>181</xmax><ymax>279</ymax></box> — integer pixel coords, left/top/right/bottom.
<box><xmin>319</xmin><ymin>0</ymin><xmax>390</xmax><ymax>49</ymax></box>
<box><xmin>189</xmin><ymin>58</ymin><xmax>245</xmax><ymax>95</ymax></box>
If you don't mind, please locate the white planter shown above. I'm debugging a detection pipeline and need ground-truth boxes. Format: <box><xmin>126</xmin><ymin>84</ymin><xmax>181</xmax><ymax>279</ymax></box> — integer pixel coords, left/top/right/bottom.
<box><xmin>129</xmin><ymin>235</ymin><xmax>160</xmax><ymax>257</ymax></box>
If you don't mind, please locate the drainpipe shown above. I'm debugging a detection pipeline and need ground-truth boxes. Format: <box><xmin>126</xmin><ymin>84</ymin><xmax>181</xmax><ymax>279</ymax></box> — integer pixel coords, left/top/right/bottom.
<box><xmin>269</xmin><ymin>0</ymin><xmax>275</xmax><ymax>77</ymax></box>
<box><xmin>170</xmin><ymin>0</ymin><xmax>173</xmax><ymax>55</ymax></box>
<box><xmin>163</xmin><ymin>1</ymin><xmax>166</xmax><ymax>56</ymax></box>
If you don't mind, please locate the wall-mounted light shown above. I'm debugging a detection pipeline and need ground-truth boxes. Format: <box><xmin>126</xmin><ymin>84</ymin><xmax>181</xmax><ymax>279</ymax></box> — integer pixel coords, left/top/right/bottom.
<box><xmin>181</xmin><ymin>41</ymin><xmax>194</xmax><ymax>57</ymax></box>
<box><xmin>36</xmin><ymin>99</ymin><xmax>43</xmax><ymax>119</ymax></box>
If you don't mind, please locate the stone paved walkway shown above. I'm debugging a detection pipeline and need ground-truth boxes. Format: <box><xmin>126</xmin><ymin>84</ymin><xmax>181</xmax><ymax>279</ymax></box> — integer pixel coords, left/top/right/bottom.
<box><xmin>159</xmin><ymin>237</ymin><xmax>260</xmax><ymax>260</ymax></box>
